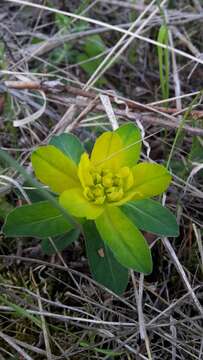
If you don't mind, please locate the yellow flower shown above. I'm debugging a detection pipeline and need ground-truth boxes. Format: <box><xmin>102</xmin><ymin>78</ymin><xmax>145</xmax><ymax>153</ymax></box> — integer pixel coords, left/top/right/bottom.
<box><xmin>32</xmin><ymin>125</ymin><xmax>171</xmax><ymax>221</ymax></box>
<box><xmin>31</xmin><ymin>123</ymin><xmax>171</xmax><ymax>273</ymax></box>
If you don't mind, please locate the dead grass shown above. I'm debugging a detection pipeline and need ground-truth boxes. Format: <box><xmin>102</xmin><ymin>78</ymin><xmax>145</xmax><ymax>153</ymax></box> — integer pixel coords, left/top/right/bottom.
<box><xmin>0</xmin><ymin>0</ymin><xmax>203</xmax><ymax>359</ymax></box>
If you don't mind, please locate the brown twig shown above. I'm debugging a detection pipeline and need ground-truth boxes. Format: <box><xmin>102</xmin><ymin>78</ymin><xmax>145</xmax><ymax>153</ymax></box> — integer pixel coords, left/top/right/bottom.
<box><xmin>49</xmin><ymin>94</ymin><xmax>203</xmax><ymax>136</ymax></box>
<box><xmin>3</xmin><ymin>80</ymin><xmax>203</xmax><ymax>135</ymax></box>
<box><xmin>4</xmin><ymin>80</ymin><xmax>203</xmax><ymax>119</ymax></box>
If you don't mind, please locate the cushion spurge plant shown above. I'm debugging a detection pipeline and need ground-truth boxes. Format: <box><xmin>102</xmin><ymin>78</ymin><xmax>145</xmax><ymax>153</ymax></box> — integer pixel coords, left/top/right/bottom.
<box><xmin>3</xmin><ymin>123</ymin><xmax>179</xmax><ymax>294</ymax></box>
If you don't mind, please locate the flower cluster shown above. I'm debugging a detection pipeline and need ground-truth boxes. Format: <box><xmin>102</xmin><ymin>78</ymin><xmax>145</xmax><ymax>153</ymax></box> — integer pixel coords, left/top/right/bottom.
<box><xmin>31</xmin><ymin>123</ymin><xmax>172</xmax><ymax>274</ymax></box>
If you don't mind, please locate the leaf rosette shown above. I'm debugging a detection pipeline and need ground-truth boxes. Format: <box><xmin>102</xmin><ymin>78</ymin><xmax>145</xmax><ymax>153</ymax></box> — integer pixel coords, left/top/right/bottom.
<box><xmin>3</xmin><ymin>124</ymin><xmax>179</xmax><ymax>294</ymax></box>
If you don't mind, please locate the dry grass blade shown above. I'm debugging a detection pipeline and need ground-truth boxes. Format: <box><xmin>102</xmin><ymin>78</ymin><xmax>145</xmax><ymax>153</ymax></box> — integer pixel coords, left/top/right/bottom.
<box><xmin>163</xmin><ymin>237</ymin><xmax>203</xmax><ymax>316</ymax></box>
<box><xmin>84</xmin><ymin>0</ymin><xmax>161</xmax><ymax>89</ymax></box>
<box><xmin>1</xmin><ymin>1</ymin><xmax>203</xmax><ymax>359</ymax></box>
<box><xmin>5</xmin><ymin>0</ymin><xmax>203</xmax><ymax>65</ymax></box>
<box><xmin>31</xmin><ymin>272</ymin><xmax>53</xmax><ymax>360</ymax></box>
<box><xmin>192</xmin><ymin>223</ymin><xmax>203</xmax><ymax>273</ymax></box>
<box><xmin>100</xmin><ymin>94</ymin><xmax>118</xmax><ymax>130</ymax></box>
<box><xmin>0</xmin><ymin>331</ymin><xmax>33</xmax><ymax>360</ymax></box>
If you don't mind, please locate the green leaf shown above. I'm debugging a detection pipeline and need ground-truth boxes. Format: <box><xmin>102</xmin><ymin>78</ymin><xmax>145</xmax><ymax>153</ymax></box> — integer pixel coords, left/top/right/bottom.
<box><xmin>116</xmin><ymin>123</ymin><xmax>141</xmax><ymax>166</ymax></box>
<box><xmin>122</xmin><ymin>199</ymin><xmax>179</xmax><ymax>236</ymax></box>
<box><xmin>49</xmin><ymin>133</ymin><xmax>84</xmax><ymax>165</ymax></box>
<box><xmin>55</xmin><ymin>0</ymin><xmax>90</xmax><ymax>32</ymax></box>
<box><xmin>3</xmin><ymin>201</ymin><xmax>73</xmax><ymax>238</ymax></box>
<box><xmin>78</xmin><ymin>53</ymin><xmax>100</xmax><ymax>75</ymax></box>
<box><xmin>95</xmin><ymin>207</ymin><xmax>152</xmax><ymax>274</ymax></box>
<box><xmin>84</xmin><ymin>35</ymin><xmax>106</xmax><ymax>57</ymax></box>
<box><xmin>55</xmin><ymin>12</ymin><xmax>71</xmax><ymax>30</ymax></box>
<box><xmin>83</xmin><ymin>221</ymin><xmax>128</xmax><ymax>294</ymax></box>
<box><xmin>78</xmin><ymin>54</ymin><xmax>106</xmax><ymax>86</ymax></box>
<box><xmin>41</xmin><ymin>228</ymin><xmax>80</xmax><ymax>255</ymax></box>
<box><xmin>77</xmin><ymin>35</ymin><xmax>107</xmax><ymax>85</ymax></box>
<box><xmin>157</xmin><ymin>25</ymin><xmax>169</xmax><ymax>102</ymax></box>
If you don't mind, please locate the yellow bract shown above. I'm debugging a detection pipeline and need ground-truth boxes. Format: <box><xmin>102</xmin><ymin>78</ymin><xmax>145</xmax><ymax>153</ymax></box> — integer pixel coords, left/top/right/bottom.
<box><xmin>59</xmin><ymin>187</ymin><xmax>104</xmax><ymax>220</ymax></box>
<box><xmin>31</xmin><ymin>145</ymin><xmax>79</xmax><ymax>193</ymax></box>
<box><xmin>90</xmin><ymin>132</ymin><xmax>124</xmax><ymax>171</ymax></box>
<box><xmin>78</xmin><ymin>153</ymin><xmax>93</xmax><ymax>188</ymax></box>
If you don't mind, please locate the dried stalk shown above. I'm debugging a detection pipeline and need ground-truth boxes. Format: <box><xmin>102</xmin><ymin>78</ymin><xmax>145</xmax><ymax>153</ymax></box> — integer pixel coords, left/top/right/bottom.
<box><xmin>4</xmin><ymin>80</ymin><xmax>203</xmax><ymax>136</ymax></box>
